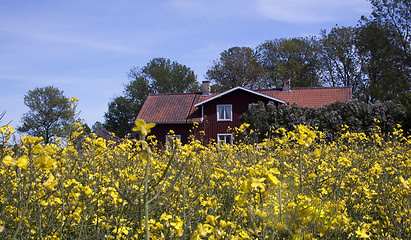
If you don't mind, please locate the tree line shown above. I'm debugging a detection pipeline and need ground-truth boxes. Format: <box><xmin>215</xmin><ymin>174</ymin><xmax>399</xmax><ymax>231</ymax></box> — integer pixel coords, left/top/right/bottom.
<box><xmin>13</xmin><ymin>0</ymin><xmax>410</xmax><ymax>140</ymax></box>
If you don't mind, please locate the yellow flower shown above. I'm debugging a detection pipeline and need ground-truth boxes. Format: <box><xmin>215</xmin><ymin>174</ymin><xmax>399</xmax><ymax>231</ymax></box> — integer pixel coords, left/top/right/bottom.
<box><xmin>83</xmin><ymin>186</ymin><xmax>93</xmax><ymax>196</ymax></box>
<box><xmin>237</xmin><ymin>230</ymin><xmax>250</xmax><ymax>239</ymax></box>
<box><xmin>219</xmin><ymin>220</ymin><xmax>233</xmax><ymax>230</ymax></box>
<box><xmin>32</xmin><ymin>144</ymin><xmax>43</xmax><ymax>154</ymax></box>
<box><xmin>21</xmin><ymin>135</ymin><xmax>43</xmax><ymax>146</ymax></box>
<box><xmin>2</xmin><ymin>155</ymin><xmax>16</xmax><ymax>167</ymax></box>
<box><xmin>308</xmin><ymin>172</ymin><xmax>317</xmax><ymax>180</ymax></box>
<box><xmin>69</xmin><ymin>97</ymin><xmax>79</xmax><ymax>103</ymax></box>
<box><xmin>17</xmin><ymin>155</ymin><xmax>29</xmax><ymax>170</ymax></box>
<box><xmin>266</xmin><ymin>173</ymin><xmax>280</xmax><ymax>186</ymax></box>
<box><xmin>250</xmin><ymin>177</ymin><xmax>266</xmax><ymax>191</ymax></box>
<box><xmin>132</xmin><ymin>119</ymin><xmax>155</xmax><ymax>136</ymax></box>
<box><xmin>141</xmin><ymin>151</ymin><xmax>149</xmax><ymax>165</ymax></box>
<box><xmin>0</xmin><ymin>125</ymin><xmax>14</xmax><ymax>134</ymax></box>
<box><xmin>311</xmin><ymin>148</ymin><xmax>321</xmax><ymax>158</ymax></box>
<box><xmin>170</xmin><ymin>217</ymin><xmax>184</xmax><ymax>237</ymax></box>
<box><xmin>205</xmin><ymin>215</ymin><xmax>219</xmax><ymax>226</ymax></box>
<box><xmin>43</xmin><ymin>173</ymin><xmax>58</xmax><ymax>190</ymax></box>
<box><xmin>356</xmin><ymin>227</ymin><xmax>370</xmax><ymax>239</ymax></box>
<box><xmin>160</xmin><ymin>213</ymin><xmax>172</xmax><ymax>221</ymax></box>
<box><xmin>235</xmin><ymin>195</ymin><xmax>247</xmax><ymax>207</ymax></box>
<box><xmin>195</xmin><ymin>223</ymin><xmax>212</xmax><ymax>237</ymax></box>
<box><xmin>275</xmin><ymin>222</ymin><xmax>287</xmax><ymax>230</ymax></box>
<box><xmin>35</xmin><ymin>155</ymin><xmax>55</xmax><ymax>169</ymax></box>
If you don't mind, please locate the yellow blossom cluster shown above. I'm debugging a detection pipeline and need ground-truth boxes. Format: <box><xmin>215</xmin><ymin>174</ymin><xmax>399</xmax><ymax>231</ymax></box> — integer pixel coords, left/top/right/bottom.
<box><xmin>0</xmin><ymin>120</ymin><xmax>410</xmax><ymax>239</ymax></box>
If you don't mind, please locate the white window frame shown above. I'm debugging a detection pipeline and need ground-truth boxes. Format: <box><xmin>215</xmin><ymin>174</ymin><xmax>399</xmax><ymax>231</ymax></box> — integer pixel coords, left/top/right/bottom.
<box><xmin>166</xmin><ymin>135</ymin><xmax>181</xmax><ymax>146</ymax></box>
<box><xmin>217</xmin><ymin>134</ymin><xmax>233</xmax><ymax>145</ymax></box>
<box><xmin>216</xmin><ymin>104</ymin><xmax>232</xmax><ymax>121</ymax></box>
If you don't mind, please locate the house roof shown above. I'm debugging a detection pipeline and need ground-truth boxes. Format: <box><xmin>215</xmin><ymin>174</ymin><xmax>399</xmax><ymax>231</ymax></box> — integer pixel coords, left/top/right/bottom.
<box><xmin>137</xmin><ymin>86</ymin><xmax>352</xmax><ymax>124</ymax></box>
<box><xmin>194</xmin><ymin>86</ymin><xmax>286</xmax><ymax>107</ymax></box>
<box><xmin>257</xmin><ymin>87</ymin><xmax>352</xmax><ymax>108</ymax></box>
<box><xmin>93</xmin><ymin>128</ymin><xmax>122</xmax><ymax>143</ymax></box>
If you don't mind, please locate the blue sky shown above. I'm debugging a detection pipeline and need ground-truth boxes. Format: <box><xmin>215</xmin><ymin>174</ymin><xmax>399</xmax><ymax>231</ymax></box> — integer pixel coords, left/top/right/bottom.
<box><xmin>0</xmin><ymin>0</ymin><xmax>371</xmax><ymax>130</ymax></box>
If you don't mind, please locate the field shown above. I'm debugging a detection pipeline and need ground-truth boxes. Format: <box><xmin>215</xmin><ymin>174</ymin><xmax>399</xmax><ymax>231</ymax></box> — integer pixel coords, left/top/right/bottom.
<box><xmin>0</xmin><ymin>122</ymin><xmax>410</xmax><ymax>239</ymax></box>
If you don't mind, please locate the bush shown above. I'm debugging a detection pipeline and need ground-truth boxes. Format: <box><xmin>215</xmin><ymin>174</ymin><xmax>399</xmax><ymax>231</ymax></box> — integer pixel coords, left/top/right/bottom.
<box><xmin>241</xmin><ymin>100</ymin><xmax>407</xmax><ymax>141</ymax></box>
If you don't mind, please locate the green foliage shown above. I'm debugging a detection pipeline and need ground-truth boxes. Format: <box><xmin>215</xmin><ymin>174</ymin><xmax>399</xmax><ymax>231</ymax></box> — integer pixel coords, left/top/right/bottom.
<box><xmin>206</xmin><ymin>46</ymin><xmax>265</xmax><ymax>91</ymax></box>
<box><xmin>355</xmin><ymin>20</ymin><xmax>410</xmax><ymax>102</ymax></box>
<box><xmin>256</xmin><ymin>37</ymin><xmax>322</xmax><ymax>88</ymax></box>
<box><xmin>241</xmin><ymin>100</ymin><xmax>407</xmax><ymax>141</ymax></box>
<box><xmin>319</xmin><ymin>26</ymin><xmax>362</xmax><ymax>97</ymax></box>
<box><xmin>396</xmin><ymin>92</ymin><xmax>411</xmax><ymax>134</ymax></box>
<box><xmin>353</xmin><ymin>0</ymin><xmax>410</xmax><ymax>102</ymax></box>
<box><xmin>17</xmin><ymin>86</ymin><xmax>76</xmax><ymax>144</ymax></box>
<box><xmin>104</xmin><ymin>96</ymin><xmax>136</xmax><ymax>138</ymax></box>
<box><xmin>104</xmin><ymin>58</ymin><xmax>199</xmax><ymax>137</ymax></box>
<box><xmin>142</xmin><ymin>58</ymin><xmax>199</xmax><ymax>93</ymax></box>
<box><xmin>369</xmin><ymin>0</ymin><xmax>410</xmax><ymax>61</ymax></box>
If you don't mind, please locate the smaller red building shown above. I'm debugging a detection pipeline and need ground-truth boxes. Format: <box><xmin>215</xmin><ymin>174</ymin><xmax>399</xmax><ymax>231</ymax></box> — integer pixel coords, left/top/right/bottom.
<box><xmin>137</xmin><ymin>81</ymin><xmax>352</xmax><ymax>145</ymax></box>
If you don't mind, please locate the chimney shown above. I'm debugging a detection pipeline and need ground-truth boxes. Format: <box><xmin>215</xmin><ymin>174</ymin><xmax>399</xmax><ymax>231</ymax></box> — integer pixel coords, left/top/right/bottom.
<box><xmin>282</xmin><ymin>77</ymin><xmax>291</xmax><ymax>92</ymax></box>
<box><xmin>201</xmin><ymin>81</ymin><xmax>211</xmax><ymax>96</ymax></box>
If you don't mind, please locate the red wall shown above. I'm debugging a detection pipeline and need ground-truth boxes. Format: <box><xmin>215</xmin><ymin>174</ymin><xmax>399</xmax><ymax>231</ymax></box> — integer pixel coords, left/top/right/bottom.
<box><xmin>149</xmin><ymin>123</ymin><xmax>195</xmax><ymax>145</ymax></box>
<box><xmin>199</xmin><ymin>89</ymin><xmax>279</xmax><ymax>143</ymax></box>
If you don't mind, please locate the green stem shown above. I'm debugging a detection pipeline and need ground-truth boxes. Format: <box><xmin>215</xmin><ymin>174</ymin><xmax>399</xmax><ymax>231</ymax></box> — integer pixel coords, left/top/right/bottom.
<box><xmin>143</xmin><ymin>139</ymin><xmax>150</xmax><ymax>240</ymax></box>
<box><xmin>13</xmin><ymin>190</ymin><xmax>31</xmax><ymax>239</ymax></box>
<box><xmin>299</xmin><ymin>151</ymin><xmax>303</xmax><ymax>193</ymax></box>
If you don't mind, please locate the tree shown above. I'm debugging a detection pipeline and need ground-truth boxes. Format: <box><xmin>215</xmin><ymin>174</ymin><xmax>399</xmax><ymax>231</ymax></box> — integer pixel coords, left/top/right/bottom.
<box><xmin>356</xmin><ymin>20</ymin><xmax>410</xmax><ymax>102</ymax></box>
<box><xmin>143</xmin><ymin>58</ymin><xmax>199</xmax><ymax>93</ymax></box>
<box><xmin>18</xmin><ymin>86</ymin><xmax>76</xmax><ymax>144</ymax></box>
<box><xmin>319</xmin><ymin>26</ymin><xmax>362</xmax><ymax>97</ymax></box>
<box><xmin>104</xmin><ymin>96</ymin><xmax>136</xmax><ymax>138</ymax></box>
<box><xmin>369</xmin><ymin>0</ymin><xmax>410</xmax><ymax>65</ymax></box>
<box><xmin>353</xmin><ymin>0</ymin><xmax>410</xmax><ymax>102</ymax></box>
<box><xmin>104</xmin><ymin>69</ymin><xmax>151</xmax><ymax>138</ymax></box>
<box><xmin>104</xmin><ymin>58</ymin><xmax>199</xmax><ymax>137</ymax></box>
<box><xmin>91</xmin><ymin>121</ymin><xmax>104</xmax><ymax>132</ymax></box>
<box><xmin>206</xmin><ymin>46</ymin><xmax>265</xmax><ymax>91</ymax></box>
<box><xmin>257</xmin><ymin>37</ymin><xmax>322</xmax><ymax>88</ymax></box>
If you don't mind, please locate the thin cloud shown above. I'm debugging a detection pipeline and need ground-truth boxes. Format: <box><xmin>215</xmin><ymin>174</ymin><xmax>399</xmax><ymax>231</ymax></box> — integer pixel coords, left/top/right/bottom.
<box><xmin>256</xmin><ymin>0</ymin><xmax>371</xmax><ymax>23</ymax></box>
<box><xmin>170</xmin><ymin>0</ymin><xmax>258</xmax><ymax>21</ymax></box>
<box><xmin>0</xmin><ymin>74</ymin><xmax>79</xmax><ymax>86</ymax></box>
<box><xmin>0</xmin><ymin>24</ymin><xmax>134</xmax><ymax>53</ymax></box>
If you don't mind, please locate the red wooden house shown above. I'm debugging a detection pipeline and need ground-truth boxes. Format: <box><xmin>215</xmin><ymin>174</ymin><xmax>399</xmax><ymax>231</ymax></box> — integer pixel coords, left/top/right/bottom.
<box><xmin>137</xmin><ymin>80</ymin><xmax>352</xmax><ymax>145</ymax></box>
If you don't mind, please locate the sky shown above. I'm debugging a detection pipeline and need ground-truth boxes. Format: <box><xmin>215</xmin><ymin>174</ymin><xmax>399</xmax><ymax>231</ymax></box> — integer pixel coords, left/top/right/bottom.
<box><xmin>0</xmin><ymin>0</ymin><xmax>372</xmax><ymax>130</ymax></box>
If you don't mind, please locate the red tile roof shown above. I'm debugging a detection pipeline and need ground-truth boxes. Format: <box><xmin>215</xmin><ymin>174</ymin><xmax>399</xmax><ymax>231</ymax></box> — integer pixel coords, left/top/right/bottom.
<box><xmin>257</xmin><ymin>87</ymin><xmax>352</xmax><ymax>108</ymax></box>
<box><xmin>137</xmin><ymin>87</ymin><xmax>351</xmax><ymax>123</ymax></box>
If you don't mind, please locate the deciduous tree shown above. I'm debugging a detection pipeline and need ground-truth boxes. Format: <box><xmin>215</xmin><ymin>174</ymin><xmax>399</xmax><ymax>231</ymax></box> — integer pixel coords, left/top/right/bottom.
<box><xmin>356</xmin><ymin>20</ymin><xmax>410</xmax><ymax>102</ymax></box>
<box><xmin>104</xmin><ymin>58</ymin><xmax>199</xmax><ymax>137</ymax></box>
<box><xmin>354</xmin><ymin>0</ymin><xmax>410</xmax><ymax>102</ymax></box>
<box><xmin>18</xmin><ymin>86</ymin><xmax>76</xmax><ymax>143</ymax></box>
<box><xmin>206</xmin><ymin>46</ymin><xmax>265</xmax><ymax>91</ymax></box>
<box><xmin>143</xmin><ymin>58</ymin><xmax>199</xmax><ymax>93</ymax></box>
<box><xmin>257</xmin><ymin>37</ymin><xmax>322</xmax><ymax>88</ymax></box>
<box><xmin>319</xmin><ymin>26</ymin><xmax>362</xmax><ymax>97</ymax></box>
<box><xmin>369</xmin><ymin>0</ymin><xmax>410</xmax><ymax>64</ymax></box>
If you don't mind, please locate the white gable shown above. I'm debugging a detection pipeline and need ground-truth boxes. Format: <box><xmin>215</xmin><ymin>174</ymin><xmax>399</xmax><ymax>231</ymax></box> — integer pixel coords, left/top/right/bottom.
<box><xmin>194</xmin><ymin>86</ymin><xmax>286</xmax><ymax>107</ymax></box>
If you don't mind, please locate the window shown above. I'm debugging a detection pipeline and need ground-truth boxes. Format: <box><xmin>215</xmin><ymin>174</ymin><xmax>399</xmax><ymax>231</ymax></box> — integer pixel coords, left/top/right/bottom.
<box><xmin>166</xmin><ymin>135</ymin><xmax>181</xmax><ymax>148</ymax></box>
<box><xmin>217</xmin><ymin>134</ymin><xmax>233</xmax><ymax>145</ymax></box>
<box><xmin>217</xmin><ymin>105</ymin><xmax>232</xmax><ymax>121</ymax></box>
